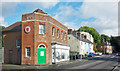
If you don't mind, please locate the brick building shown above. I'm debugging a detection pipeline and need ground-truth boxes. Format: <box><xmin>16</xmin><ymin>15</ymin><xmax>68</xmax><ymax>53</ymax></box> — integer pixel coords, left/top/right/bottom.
<box><xmin>97</xmin><ymin>38</ymin><xmax>113</xmax><ymax>54</ymax></box>
<box><xmin>2</xmin><ymin>9</ymin><xmax>70</xmax><ymax>65</ymax></box>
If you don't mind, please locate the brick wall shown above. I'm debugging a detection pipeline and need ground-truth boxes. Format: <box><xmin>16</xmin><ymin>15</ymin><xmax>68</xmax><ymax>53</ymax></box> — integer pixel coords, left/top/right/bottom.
<box><xmin>21</xmin><ymin>21</ymin><xmax>34</xmax><ymax>64</ymax></box>
<box><xmin>3</xmin><ymin>26</ymin><xmax>21</xmax><ymax>64</ymax></box>
<box><xmin>22</xmin><ymin>12</ymin><xmax>68</xmax><ymax>65</ymax></box>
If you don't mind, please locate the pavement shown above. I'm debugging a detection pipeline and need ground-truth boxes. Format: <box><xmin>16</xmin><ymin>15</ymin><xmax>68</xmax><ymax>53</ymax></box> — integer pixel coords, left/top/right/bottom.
<box><xmin>1</xmin><ymin>55</ymin><xmax>120</xmax><ymax>71</ymax></box>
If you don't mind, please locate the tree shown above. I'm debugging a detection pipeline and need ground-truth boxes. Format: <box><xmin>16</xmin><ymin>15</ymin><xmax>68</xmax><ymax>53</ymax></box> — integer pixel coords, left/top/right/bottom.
<box><xmin>101</xmin><ymin>34</ymin><xmax>110</xmax><ymax>42</ymax></box>
<box><xmin>77</xmin><ymin>26</ymin><xmax>101</xmax><ymax>46</ymax></box>
<box><xmin>0</xmin><ymin>26</ymin><xmax>5</xmax><ymax>48</ymax></box>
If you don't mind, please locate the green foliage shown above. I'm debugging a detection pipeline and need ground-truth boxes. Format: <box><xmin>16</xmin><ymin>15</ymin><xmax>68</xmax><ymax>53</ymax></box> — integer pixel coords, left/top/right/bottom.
<box><xmin>0</xmin><ymin>26</ymin><xmax>5</xmax><ymax>48</ymax></box>
<box><xmin>93</xmin><ymin>43</ymin><xmax>98</xmax><ymax>52</ymax></box>
<box><xmin>101</xmin><ymin>34</ymin><xmax>110</xmax><ymax>42</ymax></box>
<box><xmin>77</xmin><ymin>26</ymin><xmax>101</xmax><ymax>47</ymax></box>
<box><xmin>0</xmin><ymin>26</ymin><xmax>5</xmax><ymax>31</ymax></box>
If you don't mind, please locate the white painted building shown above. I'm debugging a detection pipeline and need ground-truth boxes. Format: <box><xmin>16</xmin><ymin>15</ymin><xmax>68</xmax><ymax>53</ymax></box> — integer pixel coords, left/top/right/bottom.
<box><xmin>68</xmin><ymin>30</ymin><xmax>94</xmax><ymax>58</ymax></box>
<box><xmin>52</xmin><ymin>42</ymin><xmax>70</xmax><ymax>63</ymax></box>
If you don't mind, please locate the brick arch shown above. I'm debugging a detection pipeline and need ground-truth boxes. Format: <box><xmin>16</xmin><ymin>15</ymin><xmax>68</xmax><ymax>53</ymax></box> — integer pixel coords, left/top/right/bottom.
<box><xmin>36</xmin><ymin>42</ymin><xmax>48</xmax><ymax>48</ymax></box>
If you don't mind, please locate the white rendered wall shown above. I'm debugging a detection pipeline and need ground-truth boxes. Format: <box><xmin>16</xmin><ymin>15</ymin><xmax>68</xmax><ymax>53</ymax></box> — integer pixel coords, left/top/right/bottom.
<box><xmin>52</xmin><ymin>44</ymin><xmax>70</xmax><ymax>63</ymax></box>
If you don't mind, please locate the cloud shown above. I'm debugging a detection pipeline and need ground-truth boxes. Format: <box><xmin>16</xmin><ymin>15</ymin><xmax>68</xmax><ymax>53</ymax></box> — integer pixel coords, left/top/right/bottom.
<box><xmin>2</xmin><ymin>0</ymin><xmax>59</xmax><ymax>2</ymax></box>
<box><xmin>0</xmin><ymin>16</ymin><xmax>8</xmax><ymax>27</ymax></box>
<box><xmin>2</xmin><ymin>2</ymin><xmax>17</xmax><ymax>16</ymax></box>
<box><xmin>64</xmin><ymin>22</ymin><xmax>78</xmax><ymax>30</ymax></box>
<box><xmin>78</xmin><ymin>2</ymin><xmax>118</xmax><ymax>36</ymax></box>
<box><xmin>2</xmin><ymin>2</ymin><xmax>59</xmax><ymax>16</ymax></box>
<box><xmin>53</xmin><ymin>5</ymin><xmax>77</xmax><ymax>23</ymax></box>
<box><xmin>53</xmin><ymin>2</ymin><xmax>118</xmax><ymax>36</ymax></box>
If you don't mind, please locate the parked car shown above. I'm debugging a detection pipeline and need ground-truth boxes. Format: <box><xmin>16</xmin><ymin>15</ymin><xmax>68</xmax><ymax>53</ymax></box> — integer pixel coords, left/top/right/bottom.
<box><xmin>88</xmin><ymin>53</ymin><xmax>95</xmax><ymax>57</ymax></box>
<box><xmin>96</xmin><ymin>52</ymin><xmax>102</xmax><ymax>56</ymax></box>
<box><xmin>116</xmin><ymin>52</ymin><xmax>120</xmax><ymax>56</ymax></box>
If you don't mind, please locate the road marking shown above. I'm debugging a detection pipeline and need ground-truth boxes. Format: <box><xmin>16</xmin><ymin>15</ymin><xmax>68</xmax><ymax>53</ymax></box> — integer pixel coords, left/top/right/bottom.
<box><xmin>111</xmin><ymin>63</ymin><xmax>119</xmax><ymax>71</ymax></box>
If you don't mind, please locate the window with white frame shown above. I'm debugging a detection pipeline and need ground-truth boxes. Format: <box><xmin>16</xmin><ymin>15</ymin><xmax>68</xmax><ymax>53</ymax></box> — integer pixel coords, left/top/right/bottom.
<box><xmin>26</xmin><ymin>47</ymin><xmax>30</xmax><ymax>57</ymax></box>
<box><xmin>16</xmin><ymin>39</ymin><xmax>20</xmax><ymax>48</ymax></box>
<box><xmin>57</xmin><ymin>29</ymin><xmax>59</xmax><ymax>38</ymax></box>
<box><xmin>61</xmin><ymin>31</ymin><xmax>63</xmax><ymax>39</ymax></box>
<box><xmin>64</xmin><ymin>33</ymin><xmax>66</xmax><ymax>40</ymax></box>
<box><xmin>39</xmin><ymin>24</ymin><xmax>45</xmax><ymax>34</ymax></box>
<box><xmin>52</xmin><ymin>27</ymin><xmax>55</xmax><ymax>36</ymax></box>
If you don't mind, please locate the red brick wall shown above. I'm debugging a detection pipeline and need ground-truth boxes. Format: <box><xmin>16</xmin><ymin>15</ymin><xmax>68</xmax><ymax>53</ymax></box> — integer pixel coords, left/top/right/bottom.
<box><xmin>3</xmin><ymin>11</ymin><xmax>68</xmax><ymax>65</ymax></box>
<box><xmin>21</xmin><ymin>21</ymin><xmax>34</xmax><ymax>64</ymax></box>
<box><xmin>22</xmin><ymin>12</ymin><xmax>68</xmax><ymax>65</ymax></box>
<box><xmin>3</xmin><ymin>32</ymin><xmax>21</xmax><ymax>64</ymax></box>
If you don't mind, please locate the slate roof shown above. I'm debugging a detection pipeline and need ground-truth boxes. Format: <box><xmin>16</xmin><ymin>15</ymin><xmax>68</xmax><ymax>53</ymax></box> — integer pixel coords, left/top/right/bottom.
<box><xmin>72</xmin><ymin>34</ymin><xmax>93</xmax><ymax>44</ymax></box>
<box><xmin>2</xmin><ymin>22</ymin><xmax>22</xmax><ymax>32</ymax></box>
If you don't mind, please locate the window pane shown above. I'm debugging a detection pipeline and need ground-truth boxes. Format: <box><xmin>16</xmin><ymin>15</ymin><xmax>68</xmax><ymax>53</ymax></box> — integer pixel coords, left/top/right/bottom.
<box><xmin>16</xmin><ymin>39</ymin><xmax>20</xmax><ymax>47</ymax></box>
<box><xmin>39</xmin><ymin>24</ymin><xmax>45</xmax><ymax>34</ymax></box>
<box><xmin>26</xmin><ymin>47</ymin><xmax>30</xmax><ymax>57</ymax></box>
<box><xmin>52</xmin><ymin>27</ymin><xmax>55</xmax><ymax>36</ymax></box>
<box><xmin>57</xmin><ymin>29</ymin><xmax>59</xmax><ymax>38</ymax></box>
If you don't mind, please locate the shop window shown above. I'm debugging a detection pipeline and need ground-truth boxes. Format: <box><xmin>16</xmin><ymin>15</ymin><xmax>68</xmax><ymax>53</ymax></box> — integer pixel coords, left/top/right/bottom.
<box><xmin>26</xmin><ymin>47</ymin><xmax>30</xmax><ymax>57</ymax></box>
<box><xmin>57</xmin><ymin>29</ymin><xmax>59</xmax><ymax>38</ymax></box>
<box><xmin>52</xmin><ymin>27</ymin><xmax>55</xmax><ymax>36</ymax></box>
<box><xmin>39</xmin><ymin>24</ymin><xmax>45</xmax><ymax>34</ymax></box>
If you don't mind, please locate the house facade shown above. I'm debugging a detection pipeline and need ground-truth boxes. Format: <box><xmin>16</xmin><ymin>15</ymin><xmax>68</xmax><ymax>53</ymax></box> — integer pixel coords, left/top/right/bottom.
<box><xmin>2</xmin><ymin>9</ymin><xmax>70</xmax><ymax>65</ymax></box>
<box><xmin>97</xmin><ymin>39</ymin><xmax>112</xmax><ymax>54</ymax></box>
<box><xmin>68</xmin><ymin>29</ymin><xmax>94</xmax><ymax>59</ymax></box>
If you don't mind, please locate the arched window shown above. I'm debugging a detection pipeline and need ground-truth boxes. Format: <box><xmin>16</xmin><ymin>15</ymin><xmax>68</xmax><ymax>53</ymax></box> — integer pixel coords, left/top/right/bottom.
<box><xmin>38</xmin><ymin>44</ymin><xmax>46</xmax><ymax>48</ymax></box>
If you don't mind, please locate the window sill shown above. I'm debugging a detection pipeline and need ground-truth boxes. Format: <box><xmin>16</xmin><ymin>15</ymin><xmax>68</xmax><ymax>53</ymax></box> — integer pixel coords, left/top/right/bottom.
<box><xmin>39</xmin><ymin>34</ymin><xmax>45</xmax><ymax>35</ymax></box>
<box><xmin>25</xmin><ymin>57</ymin><xmax>31</xmax><ymax>59</ymax></box>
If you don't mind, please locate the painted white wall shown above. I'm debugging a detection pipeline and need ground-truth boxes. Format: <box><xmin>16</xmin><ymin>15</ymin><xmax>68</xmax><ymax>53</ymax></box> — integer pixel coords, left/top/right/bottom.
<box><xmin>80</xmin><ymin>32</ymin><xmax>94</xmax><ymax>54</ymax></box>
<box><xmin>52</xmin><ymin>44</ymin><xmax>70</xmax><ymax>63</ymax></box>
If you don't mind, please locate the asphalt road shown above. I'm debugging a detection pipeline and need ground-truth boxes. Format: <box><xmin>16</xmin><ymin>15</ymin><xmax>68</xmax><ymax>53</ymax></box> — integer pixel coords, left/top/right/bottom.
<box><xmin>53</xmin><ymin>55</ymin><xmax>120</xmax><ymax>70</ymax></box>
<box><xmin>2</xmin><ymin>54</ymin><xmax>120</xmax><ymax>71</ymax></box>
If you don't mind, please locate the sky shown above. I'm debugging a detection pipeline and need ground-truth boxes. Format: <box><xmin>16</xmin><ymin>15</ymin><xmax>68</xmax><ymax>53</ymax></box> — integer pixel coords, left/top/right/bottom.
<box><xmin>0</xmin><ymin>0</ymin><xmax>119</xmax><ymax>36</ymax></box>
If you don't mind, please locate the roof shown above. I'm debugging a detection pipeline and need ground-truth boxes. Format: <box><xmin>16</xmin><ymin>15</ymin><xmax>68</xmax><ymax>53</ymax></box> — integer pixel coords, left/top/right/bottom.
<box><xmin>2</xmin><ymin>22</ymin><xmax>22</xmax><ymax>32</ymax></box>
<box><xmin>71</xmin><ymin>34</ymin><xmax>93</xmax><ymax>44</ymax></box>
<box><xmin>33</xmin><ymin>9</ymin><xmax>47</xmax><ymax>14</ymax></box>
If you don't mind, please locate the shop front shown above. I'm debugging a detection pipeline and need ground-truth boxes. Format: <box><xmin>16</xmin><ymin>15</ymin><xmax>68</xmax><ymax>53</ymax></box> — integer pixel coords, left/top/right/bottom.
<box><xmin>52</xmin><ymin>43</ymin><xmax>70</xmax><ymax>63</ymax></box>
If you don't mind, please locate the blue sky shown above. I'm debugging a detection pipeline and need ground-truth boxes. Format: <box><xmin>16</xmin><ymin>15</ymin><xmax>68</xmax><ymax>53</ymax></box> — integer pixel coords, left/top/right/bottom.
<box><xmin>0</xmin><ymin>1</ymin><xmax>118</xmax><ymax>36</ymax></box>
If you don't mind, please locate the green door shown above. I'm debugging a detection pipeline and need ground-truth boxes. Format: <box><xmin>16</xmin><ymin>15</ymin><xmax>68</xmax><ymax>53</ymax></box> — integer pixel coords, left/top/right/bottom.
<box><xmin>38</xmin><ymin>48</ymin><xmax>46</xmax><ymax>64</ymax></box>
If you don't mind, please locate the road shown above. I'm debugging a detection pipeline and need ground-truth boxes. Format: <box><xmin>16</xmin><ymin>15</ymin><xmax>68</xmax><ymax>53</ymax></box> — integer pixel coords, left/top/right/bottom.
<box><xmin>2</xmin><ymin>54</ymin><xmax>120</xmax><ymax>71</ymax></box>
<box><xmin>52</xmin><ymin>55</ymin><xmax>120</xmax><ymax>70</ymax></box>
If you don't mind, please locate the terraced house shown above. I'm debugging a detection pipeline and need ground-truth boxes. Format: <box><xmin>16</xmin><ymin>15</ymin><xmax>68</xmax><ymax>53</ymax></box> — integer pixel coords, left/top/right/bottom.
<box><xmin>2</xmin><ymin>9</ymin><xmax>70</xmax><ymax>65</ymax></box>
<box><xmin>68</xmin><ymin>29</ymin><xmax>94</xmax><ymax>60</ymax></box>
